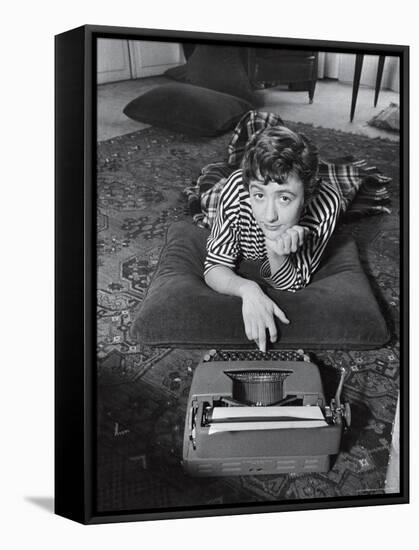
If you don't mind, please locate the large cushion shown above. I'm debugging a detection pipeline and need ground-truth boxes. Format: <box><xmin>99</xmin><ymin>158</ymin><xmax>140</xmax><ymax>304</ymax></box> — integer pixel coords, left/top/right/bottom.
<box><xmin>184</xmin><ymin>45</ymin><xmax>255</xmax><ymax>103</ymax></box>
<box><xmin>163</xmin><ymin>63</ymin><xmax>188</xmax><ymax>82</ymax></box>
<box><xmin>123</xmin><ymin>83</ymin><xmax>252</xmax><ymax>137</ymax></box>
<box><xmin>132</xmin><ymin>221</ymin><xmax>389</xmax><ymax>349</ymax></box>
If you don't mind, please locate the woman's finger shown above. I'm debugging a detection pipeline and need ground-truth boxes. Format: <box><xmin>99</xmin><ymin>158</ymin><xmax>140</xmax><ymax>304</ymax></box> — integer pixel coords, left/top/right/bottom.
<box><xmin>273</xmin><ymin>303</ymin><xmax>290</xmax><ymax>324</ymax></box>
<box><xmin>281</xmin><ymin>233</ymin><xmax>292</xmax><ymax>254</ymax></box>
<box><xmin>287</xmin><ymin>228</ymin><xmax>299</xmax><ymax>252</ymax></box>
<box><xmin>243</xmin><ymin>313</ymin><xmax>253</xmax><ymax>341</ymax></box>
<box><xmin>257</xmin><ymin>323</ymin><xmax>267</xmax><ymax>353</ymax></box>
<box><xmin>265</xmin><ymin>314</ymin><xmax>278</xmax><ymax>343</ymax></box>
<box><xmin>297</xmin><ymin>225</ymin><xmax>307</xmax><ymax>246</ymax></box>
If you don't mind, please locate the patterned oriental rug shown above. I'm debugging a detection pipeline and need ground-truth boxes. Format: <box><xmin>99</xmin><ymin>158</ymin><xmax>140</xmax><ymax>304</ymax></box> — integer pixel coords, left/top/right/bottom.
<box><xmin>96</xmin><ymin>122</ymin><xmax>400</xmax><ymax>513</ymax></box>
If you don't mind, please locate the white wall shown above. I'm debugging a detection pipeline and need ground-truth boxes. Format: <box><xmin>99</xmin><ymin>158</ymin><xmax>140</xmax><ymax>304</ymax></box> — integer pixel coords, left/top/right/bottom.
<box><xmin>338</xmin><ymin>53</ymin><xmax>400</xmax><ymax>92</ymax></box>
<box><xmin>319</xmin><ymin>52</ymin><xmax>400</xmax><ymax>92</ymax></box>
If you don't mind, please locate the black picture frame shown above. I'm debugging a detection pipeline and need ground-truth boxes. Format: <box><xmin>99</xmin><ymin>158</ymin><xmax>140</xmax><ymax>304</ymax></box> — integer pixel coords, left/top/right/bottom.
<box><xmin>55</xmin><ymin>24</ymin><xmax>409</xmax><ymax>524</ymax></box>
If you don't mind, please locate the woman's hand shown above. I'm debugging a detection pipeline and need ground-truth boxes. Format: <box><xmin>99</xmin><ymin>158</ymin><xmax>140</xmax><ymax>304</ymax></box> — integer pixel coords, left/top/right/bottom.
<box><xmin>265</xmin><ymin>224</ymin><xmax>310</xmax><ymax>256</ymax></box>
<box><xmin>238</xmin><ymin>280</ymin><xmax>289</xmax><ymax>352</ymax></box>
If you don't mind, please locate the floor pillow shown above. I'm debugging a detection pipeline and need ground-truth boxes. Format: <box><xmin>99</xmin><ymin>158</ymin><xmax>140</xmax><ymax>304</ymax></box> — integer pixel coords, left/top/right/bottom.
<box><xmin>163</xmin><ymin>63</ymin><xmax>187</xmax><ymax>82</ymax></box>
<box><xmin>132</xmin><ymin>221</ymin><xmax>389</xmax><ymax>350</ymax></box>
<box><xmin>123</xmin><ymin>83</ymin><xmax>252</xmax><ymax>137</ymax></box>
<box><xmin>184</xmin><ymin>45</ymin><xmax>255</xmax><ymax>103</ymax></box>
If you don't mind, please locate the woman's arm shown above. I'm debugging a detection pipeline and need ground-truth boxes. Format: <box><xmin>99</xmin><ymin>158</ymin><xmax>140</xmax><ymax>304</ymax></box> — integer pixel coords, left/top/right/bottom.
<box><xmin>260</xmin><ymin>181</ymin><xmax>341</xmax><ymax>291</ymax></box>
<box><xmin>205</xmin><ymin>265</ymin><xmax>289</xmax><ymax>352</ymax></box>
<box><xmin>204</xmin><ymin>171</ymin><xmax>289</xmax><ymax>351</ymax></box>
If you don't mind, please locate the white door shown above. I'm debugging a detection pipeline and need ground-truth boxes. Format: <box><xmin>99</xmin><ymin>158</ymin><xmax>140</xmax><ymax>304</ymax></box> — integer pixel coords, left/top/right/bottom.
<box><xmin>128</xmin><ymin>41</ymin><xmax>185</xmax><ymax>78</ymax></box>
<box><xmin>97</xmin><ymin>38</ymin><xmax>132</xmax><ymax>84</ymax></box>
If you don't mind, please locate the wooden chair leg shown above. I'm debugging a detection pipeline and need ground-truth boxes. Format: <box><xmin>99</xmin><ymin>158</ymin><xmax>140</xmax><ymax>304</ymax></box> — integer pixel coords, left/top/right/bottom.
<box><xmin>350</xmin><ymin>54</ymin><xmax>364</xmax><ymax>122</ymax></box>
<box><xmin>374</xmin><ymin>55</ymin><xmax>386</xmax><ymax>107</ymax></box>
<box><xmin>308</xmin><ymin>80</ymin><xmax>316</xmax><ymax>104</ymax></box>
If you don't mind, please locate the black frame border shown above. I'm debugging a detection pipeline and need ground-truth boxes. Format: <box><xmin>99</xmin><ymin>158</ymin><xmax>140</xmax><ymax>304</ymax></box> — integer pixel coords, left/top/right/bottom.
<box><xmin>55</xmin><ymin>24</ymin><xmax>409</xmax><ymax>525</ymax></box>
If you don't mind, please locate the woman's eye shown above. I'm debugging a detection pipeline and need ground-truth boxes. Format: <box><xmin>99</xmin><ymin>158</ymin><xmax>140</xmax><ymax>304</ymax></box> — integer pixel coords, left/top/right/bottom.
<box><xmin>253</xmin><ymin>193</ymin><xmax>264</xmax><ymax>200</ymax></box>
<box><xmin>279</xmin><ymin>195</ymin><xmax>291</xmax><ymax>203</ymax></box>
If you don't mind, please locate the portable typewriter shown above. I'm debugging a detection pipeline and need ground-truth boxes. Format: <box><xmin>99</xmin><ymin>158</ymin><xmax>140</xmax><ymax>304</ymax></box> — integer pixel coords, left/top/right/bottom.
<box><xmin>182</xmin><ymin>351</ymin><xmax>350</xmax><ymax>476</ymax></box>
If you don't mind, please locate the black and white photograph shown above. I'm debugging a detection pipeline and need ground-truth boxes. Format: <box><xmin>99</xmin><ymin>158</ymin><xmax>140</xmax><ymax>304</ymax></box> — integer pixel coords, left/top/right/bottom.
<box><xmin>4</xmin><ymin>0</ymin><xmax>418</xmax><ymax>545</ymax></box>
<box><xmin>88</xmin><ymin>28</ymin><xmax>407</xmax><ymax>519</ymax></box>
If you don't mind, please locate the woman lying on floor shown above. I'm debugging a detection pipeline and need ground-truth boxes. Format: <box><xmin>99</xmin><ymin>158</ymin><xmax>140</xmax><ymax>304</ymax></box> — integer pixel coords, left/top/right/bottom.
<box><xmin>204</xmin><ymin>123</ymin><xmax>340</xmax><ymax>353</ymax></box>
<box><xmin>184</xmin><ymin>110</ymin><xmax>391</xmax><ymax>352</ymax></box>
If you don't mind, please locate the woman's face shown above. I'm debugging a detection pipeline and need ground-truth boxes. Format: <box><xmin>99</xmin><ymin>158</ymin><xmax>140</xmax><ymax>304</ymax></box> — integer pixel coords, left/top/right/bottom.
<box><xmin>249</xmin><ymin>174</ymin><xmax>305</xmax><ymax>239</ymax></box>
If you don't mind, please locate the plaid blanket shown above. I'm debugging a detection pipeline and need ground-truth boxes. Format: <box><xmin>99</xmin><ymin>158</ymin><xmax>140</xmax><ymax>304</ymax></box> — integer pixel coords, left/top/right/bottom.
<box><xmin>184</xmin><ymin>110</ymin><xmax>392</xmax><ymax>229</ymax></box>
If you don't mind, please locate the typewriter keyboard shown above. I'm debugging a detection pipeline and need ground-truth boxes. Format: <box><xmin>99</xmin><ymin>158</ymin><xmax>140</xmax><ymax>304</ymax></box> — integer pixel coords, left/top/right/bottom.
<box><xmin>202</xmin><ymin>349</ymin><xmax>308</xmax><ymax>362</ymax></box>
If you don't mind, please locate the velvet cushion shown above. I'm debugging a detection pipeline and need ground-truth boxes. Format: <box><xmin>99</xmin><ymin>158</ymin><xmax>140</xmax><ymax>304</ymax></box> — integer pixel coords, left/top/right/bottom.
<box><xmin>132</xmin><ymin>221</ymin><xmax>389</xmax><ymax>349</ymax></box>
<box><xmin>163</xmin><ymin>64</ymin><xmax>188</xmax><ymax>82</ymax></box>
<box><xmin>123</xmin><ymin>83</ymin><xmax>252</xmax><ymax>137</ymax></box>
<box><xmin>185</xmin><ymin>45</ymin><xmax>255</xmax><ymax>103</ymax></box>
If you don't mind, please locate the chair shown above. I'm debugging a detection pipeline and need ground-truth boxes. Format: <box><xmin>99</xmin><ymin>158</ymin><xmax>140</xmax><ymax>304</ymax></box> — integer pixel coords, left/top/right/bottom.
<box><xmin>246</xmin><ymin>48</ymin><xmax>318</xmax><ymax>103</ymax></box>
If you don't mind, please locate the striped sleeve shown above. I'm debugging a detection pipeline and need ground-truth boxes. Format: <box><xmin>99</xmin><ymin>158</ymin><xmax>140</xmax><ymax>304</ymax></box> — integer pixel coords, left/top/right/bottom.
<box><xmin>260</xmin><ymin>180</ymin><xmax>342</xmax><ymax>291</ymax></box>
<box><xmin>204</xmin><ymin>171</ymin><xmax>242</xmax><ymax>275</ymax></box>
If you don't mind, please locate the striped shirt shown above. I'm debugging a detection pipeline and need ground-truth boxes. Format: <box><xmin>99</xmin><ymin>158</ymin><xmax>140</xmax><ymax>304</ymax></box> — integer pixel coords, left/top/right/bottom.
<box><xmin>204</xmin><ymin>169</ymin><xmax>341</xmax><ymax>292</ymax></box>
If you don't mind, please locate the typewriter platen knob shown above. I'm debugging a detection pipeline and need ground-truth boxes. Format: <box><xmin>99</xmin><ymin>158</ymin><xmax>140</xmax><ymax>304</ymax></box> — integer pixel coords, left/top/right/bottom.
<box><xmin>343</xmin><ymin>401</ymin><xmax>351</xmax><ymax>428</ymax></box>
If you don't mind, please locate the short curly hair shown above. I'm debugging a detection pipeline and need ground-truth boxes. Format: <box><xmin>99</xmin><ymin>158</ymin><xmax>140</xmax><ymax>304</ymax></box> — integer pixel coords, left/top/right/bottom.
<box><xmin>241</xmin><ymin>125</ymin><xmax>320</xmax><ymax>201</ymax></box>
